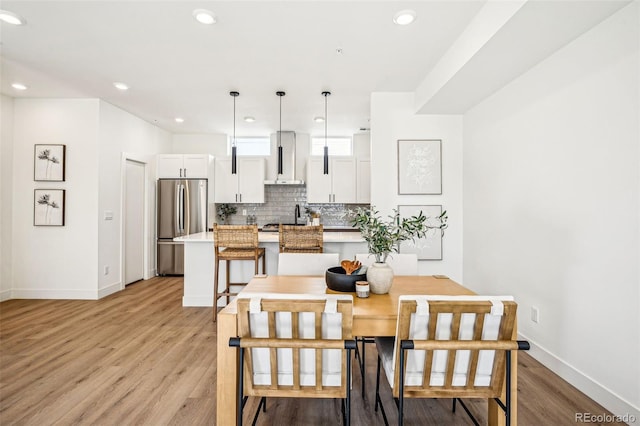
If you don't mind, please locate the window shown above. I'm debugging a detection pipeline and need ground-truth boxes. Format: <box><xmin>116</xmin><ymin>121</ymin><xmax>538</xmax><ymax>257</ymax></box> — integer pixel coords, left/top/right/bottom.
<box><xmin>311</xmin><ymin>137</ymin><xmax>352</xmax><ymax>156</ymax></box>
<box><xmin>228</xmin><ymin>136</ymin><xmax>270</xmax><ymax>156</ymax></box>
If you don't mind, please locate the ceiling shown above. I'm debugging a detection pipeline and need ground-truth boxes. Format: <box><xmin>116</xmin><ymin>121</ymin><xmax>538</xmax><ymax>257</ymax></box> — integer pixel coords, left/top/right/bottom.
<box><xmin>0</xmin><ymin>1</ymin><xmax>631</xmax><ymax>137</ymax></box>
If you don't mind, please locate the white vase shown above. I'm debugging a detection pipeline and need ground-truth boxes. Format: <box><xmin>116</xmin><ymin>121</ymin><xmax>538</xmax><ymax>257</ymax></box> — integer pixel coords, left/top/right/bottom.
<box><xmin>367</xmin><ymin>262</ymin><xmax>394</xmax><ymax>294</ymax></box>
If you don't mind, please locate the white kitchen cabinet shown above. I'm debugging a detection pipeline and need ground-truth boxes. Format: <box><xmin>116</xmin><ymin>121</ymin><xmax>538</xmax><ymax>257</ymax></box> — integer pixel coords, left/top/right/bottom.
<box><xmin>214</xmin><ymin>157</ymin><xmax>265</xmax><ymax>203</ymax></box>
<box><xmin>356</xmin><ymin>158</ymin><xmax>370</xmax><ymax>204</ymax></box>
<box><xmin>306</xmin><ymin>157</ymin><xmax>357</xmax><ymax>204</ymax></box>
<box><xmin>157</xmin><ymin>154</ymin><xmax>211</xmax><ymax>178</ymax></box>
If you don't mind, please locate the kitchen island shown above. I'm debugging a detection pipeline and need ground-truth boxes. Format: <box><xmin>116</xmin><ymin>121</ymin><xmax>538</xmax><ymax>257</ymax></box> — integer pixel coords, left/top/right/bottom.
<box><xmin>175</xmin><ymin>231</ymin><xmax>367</xmax><ymax>307</ymax></box>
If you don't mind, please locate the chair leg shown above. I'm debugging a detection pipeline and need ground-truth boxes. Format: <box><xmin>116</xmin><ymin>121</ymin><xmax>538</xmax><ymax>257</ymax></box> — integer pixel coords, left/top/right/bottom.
<box><xmin>237</xmin><ymin>347</ymin><xmax>245</xmax><ymax>426</ymax></box>
<box><xmin>361</xmin><ymin>337</ymin><xmax>366</xmax><ymax>396</ymax></box>
<box><xmin>346</xmin><ymin>347</ymin><xmax>352</xmax><ymax>426</ymax></box>
<box><xmin>375</xmin><ymin>355</ymin><xmax>389</xmax><ymax>426</ymax></box>
<box><xmin>251</xmin><ymin>397</ymin><xmax>265</xmax><ymax>426</ymax></box>
<box><xmin>398</xmin><ymin>347</ymin><xmax>406</xmax><ymax>426</ymax></box>
<box><xmin>213</xmin><ymin>258</ymin><xmax>220</xmax><ymax>322</ymax></box>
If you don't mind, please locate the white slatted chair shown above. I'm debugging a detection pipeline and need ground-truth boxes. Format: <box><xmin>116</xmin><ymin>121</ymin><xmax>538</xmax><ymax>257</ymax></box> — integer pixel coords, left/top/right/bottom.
<box><xmin>374</xmin><ymin>295</ymin><xmax>529</xmax><ymax>426</ymax></box>
<box><xmin>354</xmin><ymin>253</ymin><xmax>418</xmax><ymax>276</ymax></box>
<box><xmin>230</xmin><ymin>293</ymin><xmax>356</xmax><ymax>425</ymax></box>
<box><xmin>354</xmin><ymin>253</ymin><xmax>418</xmax><ymax>395</ymax></box>
<box><xmin>277</xmin><ymin>253</ymin><xmax>339</xmax><ymax>276</ymax></box>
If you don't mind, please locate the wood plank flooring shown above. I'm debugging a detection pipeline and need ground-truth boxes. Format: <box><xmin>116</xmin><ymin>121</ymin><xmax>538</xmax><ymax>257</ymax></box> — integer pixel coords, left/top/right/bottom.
<box><xmin>0</xmin><ymin>277</ymin><xmax>623</xmax><ymax>425</ymax></box>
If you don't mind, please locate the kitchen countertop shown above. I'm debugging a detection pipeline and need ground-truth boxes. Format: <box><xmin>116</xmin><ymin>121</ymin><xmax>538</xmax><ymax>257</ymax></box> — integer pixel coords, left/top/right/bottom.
<box><xmin>175</xmin><ymin>231</ymin><xmax>365</xmax><ymax>243</ymax></box>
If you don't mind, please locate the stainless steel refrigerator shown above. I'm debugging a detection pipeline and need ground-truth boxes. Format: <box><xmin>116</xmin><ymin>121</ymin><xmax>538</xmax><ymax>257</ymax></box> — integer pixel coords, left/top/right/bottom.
<box><xmin>157</xmin><ymin>179</ymin><xmax>207</xmax><ymax>275</ymax></box>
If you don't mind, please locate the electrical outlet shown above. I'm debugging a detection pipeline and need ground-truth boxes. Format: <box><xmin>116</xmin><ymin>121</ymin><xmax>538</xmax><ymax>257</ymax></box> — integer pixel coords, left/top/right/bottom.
<box><xmin>104</xmin><ymin>266</ymin><xmax>109</xmax><ymax>275</ymax></box>
<box><xmin>531</xmin><ymin>306</ymin><xmax>539</xmax><ymax>323</ymax></box>
<box><xmin>242</xmin><ymin>209</ymin><xmax>247</xmax><ymax>216</ymax></box>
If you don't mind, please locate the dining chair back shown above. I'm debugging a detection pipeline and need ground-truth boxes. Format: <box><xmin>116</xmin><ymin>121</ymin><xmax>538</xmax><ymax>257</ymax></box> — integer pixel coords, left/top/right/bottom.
<box><xmin>355</xmin><ymin>253</ymin><xmax>418</xmax><ymax>276</ymax></box>
<box><xmin>374</xmin><ymin>295</ymin><xmax>528</xmax><ymax>426</ymax></box>
<box><xmin>230</xmin><ymin>293</ymin><xmax>356</xmax><ymax>425</ymax></box>
<box><xmin>277</xmin><ymin>253</ymin><xmax>339</xmax><ymax>276</ymax></box>
<box><xmin>212</xmin><ymin>224</ymin><xmax>265</xmax><ymax>322</ymax></box>
<box><xmin>353</xmin><ymin>253</ymin><xmax>419</xmax><ymax>395</ymax></box>
<box><xmin>279</xmin><ymin>225</ymin><xmax>324</xmax><ymax>253</ymax></box>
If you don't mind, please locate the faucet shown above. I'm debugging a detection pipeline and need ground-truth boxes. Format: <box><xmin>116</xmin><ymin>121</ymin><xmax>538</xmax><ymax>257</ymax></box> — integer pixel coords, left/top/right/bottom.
<box><xmin>294</xmin><ymin>204</ymin><xmax>300</xmax><ymax>225</ymax></box>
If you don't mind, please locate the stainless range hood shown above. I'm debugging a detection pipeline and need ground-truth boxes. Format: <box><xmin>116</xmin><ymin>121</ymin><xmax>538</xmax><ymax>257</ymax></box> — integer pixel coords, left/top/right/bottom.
<box><xmin>264</xmin><ymin>131</ymin><xmax>305</xmax><ymax>185</ymax></box>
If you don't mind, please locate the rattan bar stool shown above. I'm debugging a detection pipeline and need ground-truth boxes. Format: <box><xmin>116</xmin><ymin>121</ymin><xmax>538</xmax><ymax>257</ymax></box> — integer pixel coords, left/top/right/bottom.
<box><xmin>213</xmin><ymin>224</ymin><xmax>265</xmax><ymax>322</ymax></box>
<box><xmin>279</xmin><ymin>225</ymin><xmax>324</xmax><ymax>253</ymax></box>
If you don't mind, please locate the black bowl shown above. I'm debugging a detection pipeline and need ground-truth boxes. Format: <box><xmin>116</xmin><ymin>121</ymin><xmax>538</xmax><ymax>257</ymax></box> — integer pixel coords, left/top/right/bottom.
<box><xmin>325</xmin><ymin>266</ymin><xmax>367</xmax><ymax>292</ymax></box>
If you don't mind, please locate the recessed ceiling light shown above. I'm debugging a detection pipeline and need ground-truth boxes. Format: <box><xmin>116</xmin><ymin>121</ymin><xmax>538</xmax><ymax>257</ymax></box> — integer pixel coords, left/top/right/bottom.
<box><xmin>11</xmin><ymin>82</ymin><xmax>27</xmax><ymax>90</ymax></box>
<box><xmin>314</xmin><ymin>116</ymin><xmax>325</xmax><ymax>123</ymax></box>
<box><xmin>113</xmin><ymin>82</ymin><xmax>129</xmax><ymax>91</ymax></box>
<box><xmin>393</xmin><ymin>9</ymin><xmax>416</xmax><ymax>25</ymax></box>
<box><xmin>244</xmin><ymin>116</ymin><xmax>255</xmax><ymax>123</ymax></box>
<box><xmin>175</xmin><ymin>117</ymin><xmax>184</xmax><ymax>123</ymax></box>
<box><xmin>0</xmin><ymin>10</ymin><xmax>26</xmax><ymax>25</ymax></box>
<box><xmin>193</xmin><ymin>9</ymin><xmax>216</xmax><ymax>25</ymax></box>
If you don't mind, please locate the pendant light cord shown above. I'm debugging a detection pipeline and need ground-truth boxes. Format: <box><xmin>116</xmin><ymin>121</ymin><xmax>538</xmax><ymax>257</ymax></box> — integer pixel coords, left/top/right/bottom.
<box><xmin>322</xmin><ymin>91</ymin><xmax>331</xmax><ymax>148</ymax></box>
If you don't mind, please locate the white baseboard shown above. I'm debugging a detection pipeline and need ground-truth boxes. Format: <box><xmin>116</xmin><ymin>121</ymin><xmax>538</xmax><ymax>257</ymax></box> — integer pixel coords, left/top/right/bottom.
<box><xmin>0</xmin><ymin>289</ymin><xmax>11</xmax><ymax>302</ymax></box>
<box><xmin>98</xmin><ymin>282</ymin><xmax>122</xmax><ymax>299</ymax></box>
<box><xmin>10</xmin><ymin>288</ymin><xmax>99</xmax><ymax>300</ymax></box>
<box><xmin>519</xmin><ymin>332</ymin><xmax>640</xmax><ymax>421</ymax></box>
<box><xmin>144</xmin><ymin>268</ymin><xmax>156</xmax><ymax>280</ymax></box>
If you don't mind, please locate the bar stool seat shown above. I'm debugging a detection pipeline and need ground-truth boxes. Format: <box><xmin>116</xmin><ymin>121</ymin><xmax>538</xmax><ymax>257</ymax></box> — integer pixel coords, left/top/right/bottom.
<box><xmin>213</xmin><ymin>224</ymin><xmax>265</xmax><ymax>322</ymax></box>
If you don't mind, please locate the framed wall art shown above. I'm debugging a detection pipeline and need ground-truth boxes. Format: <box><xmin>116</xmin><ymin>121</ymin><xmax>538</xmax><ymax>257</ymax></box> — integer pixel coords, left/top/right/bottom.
<box><xmin>397</xmin><ymin>139</ymin><xmax>441</xmax><ymax>194</ymax></box>
<box><xmin>34</xmin><ymin>189</ymin><xmax>65</xmax><ymax>226</ymax></box>
<box><xmin>398</xmin><ymin>204</ymin><xmax>443</xmax><ymax>260</ymax></box>
<box><xmin>34</xmin><ymin>144</ymin><xmax>66</xmax><ymax>181</ymax></box>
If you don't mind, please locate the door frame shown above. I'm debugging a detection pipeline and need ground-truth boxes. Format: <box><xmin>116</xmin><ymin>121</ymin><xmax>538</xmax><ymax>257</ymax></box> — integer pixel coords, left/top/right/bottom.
<box><xmin>120</xmin><ymin>153</ymin><xmax>151</xmax><ymax>291</ymax></box>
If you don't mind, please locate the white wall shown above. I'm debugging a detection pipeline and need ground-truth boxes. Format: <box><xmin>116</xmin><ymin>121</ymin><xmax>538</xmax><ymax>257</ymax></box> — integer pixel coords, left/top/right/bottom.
<box><xmin>12</xmin><ymin>99</ymin><xmax>101</xmax><ymax>298</ymax></box>
<box><xmin>0</xmin><ymin>95</ymin><xmax>14</xmax><ymax>301</ymax></box>
<box><xmin>98</xmin><ymin>101</ymin><xmax>171</xmax><ymax>295</ymax></box>
<box><xmin>370</xmin><ymin>93</ymin><xmax>463</xmax><ymax>281</ymax></box>
<box><xmin>463</xmin><ymin>2</ymin><xmax>639</xmax><ymax>418</ymax></box>
<box><xmin>5</xmin><ymin>98</ymin><xmax>170</xmax><ymax>300</ymax></box>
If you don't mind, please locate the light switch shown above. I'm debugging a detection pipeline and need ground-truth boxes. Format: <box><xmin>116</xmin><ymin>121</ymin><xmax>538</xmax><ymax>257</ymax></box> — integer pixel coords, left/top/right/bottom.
<box><xmin>104</xmin><ymin>210</ymin><xmax>114</xmax><ymax>220</ymax></box>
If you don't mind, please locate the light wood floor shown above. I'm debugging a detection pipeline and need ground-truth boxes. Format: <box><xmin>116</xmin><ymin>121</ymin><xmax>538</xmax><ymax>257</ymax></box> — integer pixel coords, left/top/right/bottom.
<box><xmin>0</xmin><ymin>277</ymin><xmax>623</xmax><ymax>425</ymax></box>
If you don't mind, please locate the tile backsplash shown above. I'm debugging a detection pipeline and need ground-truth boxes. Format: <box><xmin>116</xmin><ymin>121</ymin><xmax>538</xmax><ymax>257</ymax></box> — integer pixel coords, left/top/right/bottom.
<box><xmin>216</xmin><ymin>185</ymin><xmax>367</xmax><ymax>227</ymax></box>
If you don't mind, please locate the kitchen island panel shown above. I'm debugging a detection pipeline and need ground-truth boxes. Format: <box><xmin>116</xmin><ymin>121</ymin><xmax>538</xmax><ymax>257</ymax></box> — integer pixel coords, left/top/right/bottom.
<box><xmin>175</xmin><ymin>231</ymin><xmax>367</xmax><ymax>307</ymax></box>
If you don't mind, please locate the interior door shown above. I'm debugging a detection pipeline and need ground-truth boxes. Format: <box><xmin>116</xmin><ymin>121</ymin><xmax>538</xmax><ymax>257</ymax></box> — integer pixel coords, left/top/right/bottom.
<box><xmin>125</xmin><ymin>160</ymin><xmax>145</xmax><ymax>285</ymax></box>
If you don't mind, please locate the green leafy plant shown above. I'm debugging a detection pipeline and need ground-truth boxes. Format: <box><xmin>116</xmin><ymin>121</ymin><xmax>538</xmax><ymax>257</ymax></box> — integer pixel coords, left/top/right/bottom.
<box><xmin>216</xmin><ymin>203</ymin><xmax>237</xmax><ymax>223</ymax></box>
<box><xmin>350</xmin><ymin>206</ymin><xmax>448</xmax><ymax>263</ymax></box>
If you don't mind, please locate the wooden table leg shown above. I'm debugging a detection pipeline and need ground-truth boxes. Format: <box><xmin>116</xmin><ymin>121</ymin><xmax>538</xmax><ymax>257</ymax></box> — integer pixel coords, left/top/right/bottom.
<box><xmin>217</xmin><ymin>308</ymin><xmax>238</xmax><ymax>425</ymax></box>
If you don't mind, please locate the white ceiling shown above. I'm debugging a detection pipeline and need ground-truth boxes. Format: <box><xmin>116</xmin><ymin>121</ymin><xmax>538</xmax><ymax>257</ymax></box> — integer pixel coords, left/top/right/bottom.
<box><xmin>0</xmin><ymin>1</ymin><xmax>631</xmax><ymax>137</ymax></box>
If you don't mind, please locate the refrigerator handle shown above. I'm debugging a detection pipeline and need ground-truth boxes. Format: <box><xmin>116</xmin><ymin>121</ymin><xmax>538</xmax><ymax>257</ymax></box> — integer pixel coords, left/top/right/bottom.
<box><xmin>183</xmin><ymin>183</ymin><xmax>190</xmax><ymax>234</ymax></box>
<box><xmin>174</xmin><ymin>183</ymin><xmax>181</xmax><ymax>236</ymax></box>
<box><xmin>179</xmin><ymin>184</ymin><xmax>185</xmax><ymax>234</ymax></box>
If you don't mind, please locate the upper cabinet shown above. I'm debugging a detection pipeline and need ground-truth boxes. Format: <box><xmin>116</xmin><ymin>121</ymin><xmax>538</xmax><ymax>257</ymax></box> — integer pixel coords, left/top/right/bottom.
<box><xmin>306</xmin><ymin>157</ymin><xmax>357</xmax><ymax>204</ymax></box>
<box><xmin>214</xmin><ymin>157</ymin><xmax>266</xmax><ymax>203</ymax></box>
<box><xmin>356</xmin><ymin>158</ymin><xmax>370</xmax><ymax>204</ymax></box>
<box><xmin>157</xmin><ymin>154</ymin><xmax>212</xmax><ymax>178</ymax></box>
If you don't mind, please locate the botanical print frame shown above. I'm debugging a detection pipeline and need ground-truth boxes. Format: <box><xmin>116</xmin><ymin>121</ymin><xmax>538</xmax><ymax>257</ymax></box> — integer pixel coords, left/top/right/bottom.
<box><xmin>34</xmin><ymin>189</ymin><xmax>65</xmax><ymax>226</ymax></box>
<box><xmin>398</xmin><ymin>204</ymin><xmax>442</xmax><ymax>260</ymax></box>
<box><xmin>34</xmin><ymin>144</ymin><xmax>66</xmax><ymax>181</ymax></box>
<box><xmin>397</xmin><ymin>139</ymin><xmax>441</xmax><ymax>194</ymax></box>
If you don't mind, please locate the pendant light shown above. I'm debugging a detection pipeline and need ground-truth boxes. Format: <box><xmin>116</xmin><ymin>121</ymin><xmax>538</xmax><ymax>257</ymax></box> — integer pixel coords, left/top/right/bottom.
<box><xmin>230</xmin><ymin>91</ymin><xmax>239</xmax><ymax>174</ymax></box>
<box><xmin>276</xmin><ymin>91</ymin><xmax>285</xmax><ymax>175</ymax></box>
<box><xmin>322</xmin><ymin>91</ymin><xmax>331</xmax><ymax>174</ymax></box>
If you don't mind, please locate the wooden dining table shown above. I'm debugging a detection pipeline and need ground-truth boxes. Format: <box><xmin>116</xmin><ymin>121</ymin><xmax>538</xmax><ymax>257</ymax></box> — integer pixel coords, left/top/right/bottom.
<box><xmin>216</xmin><ymin>275</ymin><xmax>517</xmax><ymax>425</ymax></box>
